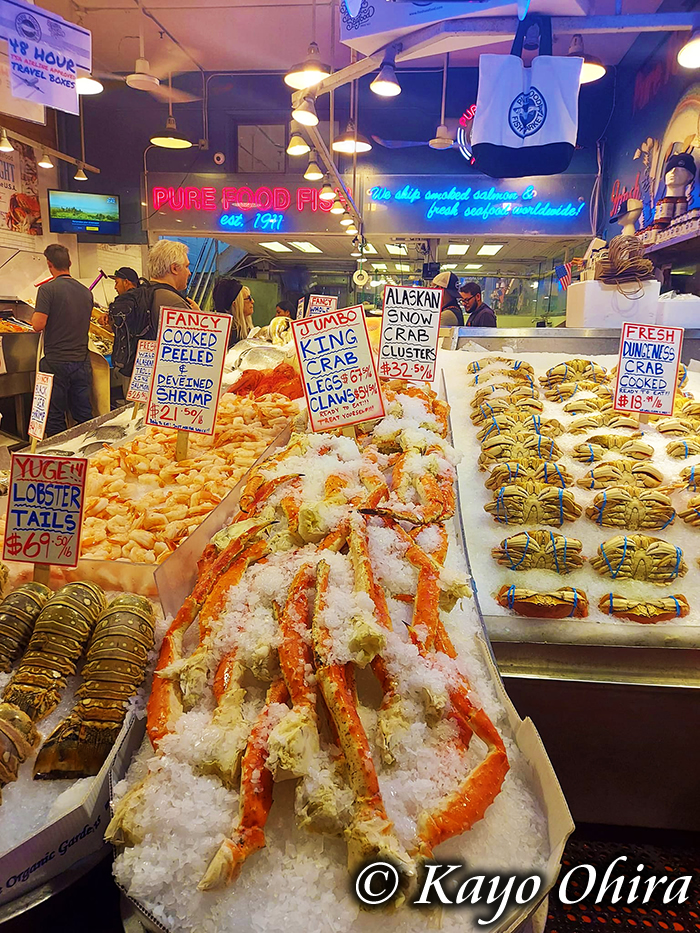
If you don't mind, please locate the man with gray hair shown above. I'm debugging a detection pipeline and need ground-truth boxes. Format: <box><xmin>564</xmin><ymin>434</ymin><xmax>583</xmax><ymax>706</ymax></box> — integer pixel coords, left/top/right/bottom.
<box><xmin>147</xmin><ymin>239</ymin><xmax>199</xmax><ymax>328</ymax></box>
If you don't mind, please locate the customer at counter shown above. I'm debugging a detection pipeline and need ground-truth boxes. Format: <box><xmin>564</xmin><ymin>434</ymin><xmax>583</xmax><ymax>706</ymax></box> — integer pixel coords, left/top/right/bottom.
<box><xmin>212</xmin><ymin>278</ymin><xmax>254</xmax><ymax>347</ymax></box>
<box><xmin>460</xmin><ymin>282</ymin><xmax>497</xmax><ymax>327</ymax></box>
<box><xmin>431</xmin><ymin>271</ymin><xmax>465</xmax><ymax>326</ymax></box>
<box><xmin>148</xmin><ymin>240</ymin><xmax>199</xmax><ymax>328</ymax></box>
<box><xmin>32</xmin><ymin>244</ymin><xmax>94</xmax><ymax>436</ymax></box>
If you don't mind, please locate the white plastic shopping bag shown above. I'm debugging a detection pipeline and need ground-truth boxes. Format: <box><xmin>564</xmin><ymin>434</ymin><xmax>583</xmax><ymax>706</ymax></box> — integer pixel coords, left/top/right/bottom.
<box><xmin>472</xmin><ymin>16</ymin><xmax>583</xmax><ymax>178</ymax></box>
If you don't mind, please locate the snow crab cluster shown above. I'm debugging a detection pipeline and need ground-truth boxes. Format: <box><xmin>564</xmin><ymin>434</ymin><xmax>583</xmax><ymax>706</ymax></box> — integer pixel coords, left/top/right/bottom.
<box><xmin>107</xmin><ymin>381</ymin><xmax>509</xmax><ymax>904</ymax></box>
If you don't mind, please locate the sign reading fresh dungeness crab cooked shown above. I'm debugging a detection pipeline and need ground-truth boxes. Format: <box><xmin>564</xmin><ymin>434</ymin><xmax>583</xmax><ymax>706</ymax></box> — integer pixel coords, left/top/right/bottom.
<box><xmin>613</xmin><ymin>323</ymin><xmax>683</xmax><ymax>416</ymax></box>
<box><xmin>291</xmin><ymin>305</ymin><xmax>384</xmax><ymax>432</ymax></box>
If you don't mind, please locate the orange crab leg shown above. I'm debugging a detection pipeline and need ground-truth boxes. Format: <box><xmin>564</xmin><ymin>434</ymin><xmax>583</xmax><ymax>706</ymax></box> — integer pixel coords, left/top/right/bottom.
<box><xmin>198</xmin><ymin>678</ymin><xmax>290</xmax><ymax>891</ymax></box>
<box><xmin>239</xmin><ymin>473</ymin><xmax>301</xmax><ymax>515</ymax></box>
<box><xmin>277</xmin><ymin>564</ymin><xmax>316</xmax><ymax>708</ymax></box>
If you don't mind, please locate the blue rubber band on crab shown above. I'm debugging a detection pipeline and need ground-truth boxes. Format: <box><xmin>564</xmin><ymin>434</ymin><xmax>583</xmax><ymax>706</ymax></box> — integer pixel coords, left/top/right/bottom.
<box><xmin>550</xmin><ymin>531</ymin><xmax>560</xmax><ymax>573</ymax></box>
<box><xmin>506</xmin><ymin>584</ymin><xmax>516</xmax><ymax>609</ymax></box>
<box><xmin>586</xmin><ymin>444</ymin><xmax>595</xmax><ymax>463</ymax></box>
<box><xmin>609</xmin><ymin>592</ymin><xmax>614</xmax><ymax>614</ymax></box>
<box><xmin>496</xmin><ymin>487</ymin><xmax>507</xmax><ymax>523</ymax></box>
<box><xmin>673</xmin><ymin>547</ymin><xmax>682</xmax><ymax>578</ymax></box>
<box><xmin>660</xmin><ymin>510</ymin><xmax>675</xmax><ymax>529</ymax></box>
<box><xmin>558</xmin><ymin>488</ymin><xmax>564</xmax><ymax>526</ymax></box>
<box><xmin>684</xmin><ymin>442</ymin><xmax>689</xmax><ymax>458</ymax></box>
<box><xmin>672</xmin><ymin>595</ymin><xmax>681</xmax><ymax>617</ymax></box>
<box><xmin>601</xmin><ymin>537</ymin><xmax>628</xmax><ymax>579</ymax></box>
<box><xmin>568</xmin><ymin>588</ymin><xmax>579</xmax><ymax>617</ymax></box>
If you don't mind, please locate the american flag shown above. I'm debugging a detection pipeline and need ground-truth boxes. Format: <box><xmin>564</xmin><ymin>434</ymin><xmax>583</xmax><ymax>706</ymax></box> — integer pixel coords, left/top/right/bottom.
<box><xmin>555</xmin><ymin>262</ymin><xmax>573</xmax><ymax>290</ymax></box>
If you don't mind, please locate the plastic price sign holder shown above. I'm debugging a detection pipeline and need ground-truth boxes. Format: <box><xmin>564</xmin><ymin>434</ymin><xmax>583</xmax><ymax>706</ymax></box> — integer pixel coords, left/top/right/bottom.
<box><xmin>613</xmin><ymin>323</ymin><xmax>683</xmax><ymax>423</ymax></box>
<box><xmin>297</xmin><ymin>297</ymin><xmax>306</xmax><ymax>320</ymax></box>
<box><xmin>291</xmin><ymin>304</ymin><xmax>385</xmax><ymax>435</ymax></box>
<box><xmin>307</xmin><ymin>294</ymin><xmax>338</xmax><ymax>318</ymax></box>
<box><xmin>146</xmin><ymin>308</ymin><xmax>232</xmax><ymax>462</ymax></box>
<box><xmin>127</xmin><ymin>339</ymin><xmax>157</xmax><ymax>419</ymax></box>
<box><xmin>3</xmin><ymin>454</ymin><xmax>88</xmax><ymax>585</ymax></box>
<box><xmin>27</xmin><ymin>372</ymin><xmax>54</xmax><ymax>452</ymax></box>
<box><xmin>378</xmin><ymin>284</ymin><xmax>442</xmax><ymax>383</ymax></box>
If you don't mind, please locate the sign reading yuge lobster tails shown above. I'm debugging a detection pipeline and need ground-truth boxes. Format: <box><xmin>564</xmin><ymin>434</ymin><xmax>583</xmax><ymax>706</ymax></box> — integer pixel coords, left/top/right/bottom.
<box><xmin>613</xmin><ymin>323</ymin><xmax>683</xmax><ymax>416</ymax></box>
<box><xmin>291</xmin><ymin>305</ymin><xmax>384</xmax><ymax>432</ymax></box>
<box><xmin>127</xmin><ymin>339</ymin><xmax>156</xmax><ymax>404</ymax></box>
<box><xmin>146</xmin><ymin>308</ymin><xmax>232</xmax><ymax>436</ymax></box>
<box><xmin>28</xmin><ymin>372</ymin><xmax>53</xmax><ymax>442</ymax></box>
<box><xmin>3</xmin><ymin>454</ymin><xmax>87</xmax><ymax>568</ymax></box>
<box><xmin>379</xmin><ymin>284</ymin><xmax>442</xmax><ymax>382</ymax></box>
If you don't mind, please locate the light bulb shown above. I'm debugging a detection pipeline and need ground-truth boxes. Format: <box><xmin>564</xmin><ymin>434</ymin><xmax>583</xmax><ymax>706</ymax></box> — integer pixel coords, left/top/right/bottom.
<box><xmin>292</xmin><ymin>96</ymin><xmax>318</xmax><ymax>127</ymax></box>
<box><xmin>319</xmin><ymin>180</ymin><xmax>335</xmax><ymax>201</ymax></box>
<box><xmin>340</xmin><ymin>212</ymin><xmax>353</xmax><ymax>226</ymax></box>
<box><xmin>370</xmin><ymin>62</ymin><xmax>401</xmax><ymax>97</ymax></box>
<box><xmin>330</xmin><ymin>197</ymin><xmax>344</xmax><ymax>214</ymax></box>
<box><xmin>38</xmin><ymin>150</ymin><xmax>54</xmax><ymax>169</ymax></box>
<box><xmin>284</xmin><ymin>42</ymin><xmax>331</xmax><ymax>90</ymax></box>
<box><xmin>287</xmin><ymin>132</ymin><xmax>310</xmax><ymax>156</ymax></box>
<box><xmin>74</xmin><ymin>164</ymin><xmax>88</xmax><ymax>181</ymax></box>
<box><xmin>331</xmin><ymin>121</ymin><xmax>372</xmax><ymax>154</ymax></box>
<box><xmin>76</xmin><ymin>72</ymin><xmax>104</xmax><ymax>95</ymax></box>
<box><xmin>0</xmin><ymin>129</ymin><xmax>14</xmax><ymax>153</ymax></box>
<box><xmin>304</xmin><ymin>151</ymin><xmax>323</xmax><ymax>181</ymax></box>
<box><xmin>678</xmin><ymin>31</ymin><xmax>700</xmax><ymax>69</ymax></box>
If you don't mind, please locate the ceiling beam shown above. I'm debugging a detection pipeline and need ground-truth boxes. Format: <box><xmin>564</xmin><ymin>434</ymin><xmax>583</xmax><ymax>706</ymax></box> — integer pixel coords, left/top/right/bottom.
<box><xmin>299</xmin><ymin>12</ymin><xmax>700</xmax><ymax>99</ymax></box>
<box><xmin>2</xmin><ymin>127</ymin><xmax>100</xmax><ymax>174</ymax></box>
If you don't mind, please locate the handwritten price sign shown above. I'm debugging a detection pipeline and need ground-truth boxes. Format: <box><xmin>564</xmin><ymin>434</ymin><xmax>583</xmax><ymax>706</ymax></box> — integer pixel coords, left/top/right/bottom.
<box><xmin>146</xmin><ymin>308</ymin><xmax>232</xmax><ymax>436</ymax></box>
<box><xmin>3</xmin><ymin>455</ymin><xmax>87</xmax><ymax>568</ymax></box>
<box><xmin>307</xmin><ymin>294</ymin><xmax>338</xmax><ymax>318</ymax></box>
<box><xmin>291</xmin><ymin>305</ymin><xmax>384</xmax><ymax>432</ymax></box>
<box><xmin>379</xmin><ymin>284</ymin><xmax>442</xmax><ymax>383</ymax></box>
<box><xmin>28</xmin><ymin>372</ymin><xmax>54</xmax><ymax>442</ymax></box>
<box><xmin>127</xmin><ymin>339</ymin><xmax>157</xmax><ymax>404</ymax></box>
<box><xmin>613</xmin><ymin>324</ymin><xmax>683</xmax><ymax>416</ymax></box>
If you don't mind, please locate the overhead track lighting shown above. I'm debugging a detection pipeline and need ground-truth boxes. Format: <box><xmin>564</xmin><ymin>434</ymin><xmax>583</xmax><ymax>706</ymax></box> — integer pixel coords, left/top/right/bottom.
<box><xmin>678</xmin><ymin>31</ymin><xmax>700</xmax><ymax>68</ymax></box>
<box><xmin>292</xmin><ymin>95</ymin><xmax>319</xmax><ymax>127</ymax></box>
<box><xmin>568</xmin><ymin>34</ymin><xmax>606</xmax><ymax>83</ymax></box>
<box><xmin>287</xmin><ymin>122</ymin><xmax>310</xmax><ymax>156</ymax></box>
<box><xmin>38</xmin><ymin>150</ymin><xmax>54</xmax><ymax>169</ymax></box>
<box><xmin>285</xmin><ymin>41</ymin><xmax>331</xmax><ymax>90</ymax></box>
<box><xmin>303</xmin><ymin>150</ymin><xmax>323</xmax><ymax>181</ymax></box>
<box><xmin>74</xmin><ymin>163</ymin><xmax>88</xmax><ymax>181</ymax></box>
<box><xmin>370</xmin><ymin>48</ymin><xmax>401</xmax><ymax>97</ymax></box>
<box><xmin>346</xmin><ymin>224</ymin><xmax>358</xmax><ymax>235</ymax></box>
<box><xmin>76</xmin><ymin>71</ymin><xmax>104</xmax><ymax>95</ymax></box>
<box><xmin>319</xmin><ymin>178</ymin><xmax>336</xmax><ymax>201</ymax></box>
<box><xmin>330</xmin><ymin>197</ymin><xmax>345</xmax><ymax>214</ymax></box>
<box><xmin>340</xmin><ymin>211</ymin><xmax>353</xmax><ymax>226</ymax></box>
<box><xmin>332</xmin><ymin>120</ymin><xmax>372</xmax><ymax>154</ymax></box>
<box><xmin>0</xmin><ymin>129</ymin><xmax>13</xmax><ymax>153</ymax></box>
<box><xmin>150</xmin><ymin>114</ymin><xmax>193</xmax><ymax>149</ymax></box>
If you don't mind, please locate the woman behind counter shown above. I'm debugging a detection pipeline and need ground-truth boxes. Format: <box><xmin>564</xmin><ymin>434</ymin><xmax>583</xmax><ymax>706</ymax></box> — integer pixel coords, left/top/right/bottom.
<box><xmin>212</xmin><ymin>278</ymin><xmax>255</xmax><ymax>347</ymax></box>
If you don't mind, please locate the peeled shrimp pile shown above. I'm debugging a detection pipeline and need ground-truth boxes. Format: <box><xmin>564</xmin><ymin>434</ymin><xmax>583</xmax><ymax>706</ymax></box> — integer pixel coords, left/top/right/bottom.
<box><xmin>109</xmin><ymin>382</ymin><xmax>549</xmax><ymax>933</ymax></box>
<box><xmin>79</xmin><ymin>394</ymin><xmax>299</xmax><ymax>564</ymax></box>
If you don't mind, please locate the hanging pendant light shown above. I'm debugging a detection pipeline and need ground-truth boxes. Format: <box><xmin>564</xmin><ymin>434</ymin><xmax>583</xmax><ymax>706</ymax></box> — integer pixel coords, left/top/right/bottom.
<box><xmin>76</xmin><ymin>70</ymin><xmax>104</xmax><ymax>95</ymax></box>
<box><xmin>304</xmin><ymin>150</ymin><xmax>323</xmax><ymax>181</ymax></box>
<box><xmin>292</xmin><ymin>95</ymin><xmax>319</xmax><ymax>127</ymax></box>
<box><xmin>370</xmin><ymin>48</ymin><xmax>401</xmax><ymax>97</ymax></box>
<box><xmin>429</xmin><ymin>54</ymin><xmax>455</xmax><ymax>150</ymax></box>
<box><xmin>330</xmin><ymin>197</ymin><xmax>345</xmax><ymax>214</ymax></box>
<box><xmin>150</xmin><ymin>113</ymin><xmax>193</xmax><ymax>149</ymax></box>
<box><xmin>287</xmin><ymin>122</ymin><xmax>310</xmax><ymax>156</ymax></box>
<box><xmin>345</xmin><ymin>224</ymin><xmax>358</xmax><ymax>235</ymax></box>
<box><xmin>74</xmin><ymin>163</ymin><xmax>88</xmax><ymax>181</ymax></box>
<box><xmin>319</xmin><ymin>177</ymin><xmax>336</xmax><ymax>201</ymax></box>
<box><xmin>678</xmin><ymin>31</ymin><xmax>700</xmax><ymax>68</ymax></box>
<box><xmin>340</xmin><ymin>211</ymin><xmax>353</xmax><ymax>226</ymax></box>
<box><xmin>285</xmin><ymin>42</ymin><xmax>331</xmax><ymax>90</ymax></box>
<box><xmin>0</xmin><ymin>129</ymin><xmax>14</xmax><ymax>153</ymax></box>
<box><xmin>332</xmin><ymin>120</ymin><xmax>372</xmax><ymax>154</ymax></box>
<box><xmin>568</xmin><ymin>35</ymin><xmax>606</xmax><ymax>83</ymax></box>
<box><xmin>38</xmin><ymin>150</ymin><xmax>54</xmax><ymax>169</ymax></box>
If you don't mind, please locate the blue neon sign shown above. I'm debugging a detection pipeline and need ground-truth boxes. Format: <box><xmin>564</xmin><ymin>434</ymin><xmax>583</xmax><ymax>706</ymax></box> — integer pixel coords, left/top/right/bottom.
<box><xmin>362</xmin><ymin>174</ymin><xmax>594</xmax><ymax>236</ymax></box>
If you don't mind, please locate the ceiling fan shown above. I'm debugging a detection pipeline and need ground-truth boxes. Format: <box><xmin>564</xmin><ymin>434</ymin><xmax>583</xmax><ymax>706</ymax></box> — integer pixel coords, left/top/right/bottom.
<box><xmin>95</xmin><ymin>24</ymin><xmax>200</xmax><ymax>104</ymax></box>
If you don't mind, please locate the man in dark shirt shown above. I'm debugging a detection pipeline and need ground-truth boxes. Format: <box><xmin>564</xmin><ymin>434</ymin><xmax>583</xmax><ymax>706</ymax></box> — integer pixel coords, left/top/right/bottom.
<box><xmin>460</xmin><ymin>282</ymin><xmax>497</xmax><ymax>328</ymax></box>
<box><xmin>32</xmin><ymin>244</ymin><xmax>94</xmax><ymax>436</ymax></box>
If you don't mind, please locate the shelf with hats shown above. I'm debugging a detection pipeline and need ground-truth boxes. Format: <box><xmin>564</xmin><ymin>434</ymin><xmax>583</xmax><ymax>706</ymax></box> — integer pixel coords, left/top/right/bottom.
<box><xmin>637</xmin><ymin>152</ymin><xmax>700</xmax><ymax>257</ymax></box>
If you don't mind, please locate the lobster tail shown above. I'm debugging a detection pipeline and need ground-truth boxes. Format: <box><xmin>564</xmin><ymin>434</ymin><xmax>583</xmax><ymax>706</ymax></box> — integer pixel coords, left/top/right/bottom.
<box><xmin>0</xmin><ymin>703</ymin><xmax>39</xmax><ymax>795</ymax></box>
<box><xmin>0</xmin><ymin>582</ymin><xmax>51</xmax><ymax>672</ymax></box>
<box><xmin>33</xmin><ymin>712</ymin><xmax>121</xmax><ymax>780</ymax></box>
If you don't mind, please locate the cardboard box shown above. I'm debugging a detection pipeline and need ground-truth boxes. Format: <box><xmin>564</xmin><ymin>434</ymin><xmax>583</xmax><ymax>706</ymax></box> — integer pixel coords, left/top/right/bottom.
<box><xmin>566</xmin><ymin>279</ymin><xmax>661</xmax><ymax>328</ymax></box>
<box><xmin>0</xmin><ymin>713</ymin><xmax>143</xmax><ymax>907</ymax></box>
<box><xmin>657</xmin><ymin>296</ymin><xmax>700</xmax><ymax>328</ymax></box>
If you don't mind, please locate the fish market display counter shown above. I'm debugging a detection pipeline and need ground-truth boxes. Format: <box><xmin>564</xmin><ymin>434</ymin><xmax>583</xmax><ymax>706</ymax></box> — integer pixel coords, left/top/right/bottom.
<box><xmin>442</xmin><ymin>330</ymin><xmax>700</xmax><ymax>830</ymax></box>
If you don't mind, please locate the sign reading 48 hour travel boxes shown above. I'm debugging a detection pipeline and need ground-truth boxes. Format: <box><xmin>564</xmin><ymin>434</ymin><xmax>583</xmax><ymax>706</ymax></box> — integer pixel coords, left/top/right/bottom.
<box><xmin>379</xmin><ymin>284</ymin><xmax>442</xmax><ymax>382</ymax></box>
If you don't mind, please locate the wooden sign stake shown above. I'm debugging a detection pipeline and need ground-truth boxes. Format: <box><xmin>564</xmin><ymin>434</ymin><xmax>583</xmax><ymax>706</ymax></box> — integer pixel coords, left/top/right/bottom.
<box><xmin>175</xmin><ymin>430</ymin><xmax>189</xmax><ymax>462</ymax></box>
<box><xmin>33</xmin><ymin>563</ymin><xmax>51</xmax><ymax>585</ymax></box>
<box><xmin>131</xmin><ymin>401</ymin><xmax>141</xmax><ymax>420</ymax></box>
<box><xmin>30</xmin><ymin>438</ymin><xmax>37</xmax><ymax>453</ymax></box>
<box><xmin>639</xmin><ymin>413</ymin><xmax>650</xmax><ymax>425</ymax></box>
<box><xmin>341</xmin><ymin>425</ymin><xmax>357</xmax><ymax>440</ymax></box>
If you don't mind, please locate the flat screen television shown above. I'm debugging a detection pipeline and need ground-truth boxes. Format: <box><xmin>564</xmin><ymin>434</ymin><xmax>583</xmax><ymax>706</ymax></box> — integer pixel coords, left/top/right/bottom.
<box><xmin>47</xmin><ymin>190</ymin><xmax>121</xmax><ymax>235</ymax></box>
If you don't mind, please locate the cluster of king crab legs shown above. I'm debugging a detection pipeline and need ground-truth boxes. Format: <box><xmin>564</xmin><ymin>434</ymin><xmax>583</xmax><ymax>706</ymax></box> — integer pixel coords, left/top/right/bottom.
<box><xmin>106</xmin><ymin>381</ymin><xmax>509</xmax><ymax>902</ymax></box>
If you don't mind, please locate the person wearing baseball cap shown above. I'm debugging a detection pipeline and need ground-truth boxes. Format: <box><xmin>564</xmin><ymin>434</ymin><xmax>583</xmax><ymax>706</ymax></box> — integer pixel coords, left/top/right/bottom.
<box><xmin>431</xmin><ymin>270</ymin><xmax>465</xmax><ymax>326</ymax></box>
<box><xmin>110</xmin><ymin>267</ymin><xmax>140</xmax><ymax>295</ymax></box>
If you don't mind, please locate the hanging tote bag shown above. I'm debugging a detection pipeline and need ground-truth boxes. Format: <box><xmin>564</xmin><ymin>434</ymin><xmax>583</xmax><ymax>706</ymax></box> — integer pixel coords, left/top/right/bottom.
<box><xmin>471</xmin><ymin>16</ymin><xmax>583</xmax><ymax>178</ymax></box>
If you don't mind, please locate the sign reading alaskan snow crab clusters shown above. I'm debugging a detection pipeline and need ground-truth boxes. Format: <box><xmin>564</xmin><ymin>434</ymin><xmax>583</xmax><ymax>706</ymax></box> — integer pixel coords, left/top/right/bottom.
<box><xmin>379</xmin><ymin>284</ymin><xmax>442</xmax><ymax>382</ymax></box>
<box><xmin>291</xmin><ymin>305</ymin><xmax>384</xmax><ymax>432</ymax></box>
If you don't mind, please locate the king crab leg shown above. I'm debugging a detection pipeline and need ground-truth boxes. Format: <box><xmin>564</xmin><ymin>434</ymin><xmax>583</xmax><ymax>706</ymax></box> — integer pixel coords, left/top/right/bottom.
<box><xmin>199</xmin><ymin>678</ymin><xmax>290</xmax><ymax>891</ymax></box>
